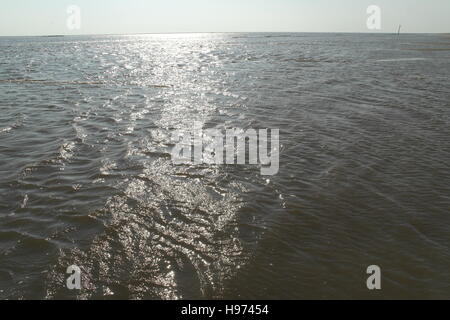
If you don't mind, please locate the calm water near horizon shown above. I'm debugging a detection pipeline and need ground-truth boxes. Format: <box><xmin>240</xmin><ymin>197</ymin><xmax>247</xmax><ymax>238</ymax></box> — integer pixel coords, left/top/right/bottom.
<box><xmin>0</xmin><ymin>33</ymin><xmax>449</xmax><ymax>299</ymax></box>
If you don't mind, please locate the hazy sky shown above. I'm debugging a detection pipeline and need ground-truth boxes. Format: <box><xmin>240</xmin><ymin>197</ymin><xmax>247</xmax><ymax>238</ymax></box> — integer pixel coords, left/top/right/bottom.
<box><xmin>1</xmin><ymin>0</ymin><xmax>449</xmax><ymax>36</ymax></box>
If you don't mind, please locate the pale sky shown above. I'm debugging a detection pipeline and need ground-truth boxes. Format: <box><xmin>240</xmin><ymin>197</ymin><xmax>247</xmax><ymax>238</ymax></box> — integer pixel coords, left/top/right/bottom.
<box><xmin>0</xmin><ymin>0</ymin><xmax>449</xmax><ymax>36</ymax></box>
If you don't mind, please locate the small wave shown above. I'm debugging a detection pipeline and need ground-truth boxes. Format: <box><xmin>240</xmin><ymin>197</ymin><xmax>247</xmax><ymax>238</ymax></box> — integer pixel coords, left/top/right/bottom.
<box><xmin>59</xmin><ymin>141</ymin><xmax>77</xmax><ymax>161</ymax></box>
<box><xmin>0</xmin><ymin>78</ymin><xmax>172</xmax><ymax>88</ymax></box>
<box><xmin>0</xmin><ymin>114</ymin><xmax>26</xmax><ymax>134</ymax></box>
<box><xmin>0</xmin><ymin>126</ymin><xmax>12</xmax><ymax>133</ymax></box>
<box><xmin>375</xmin><ymin>58</ymin><xmax>428</xmax><ymax>62</ymax></box>
<box><xmin>0</xmin><ymin>79</ymin><xmax>105</xmax><ymax>85</ymax></box>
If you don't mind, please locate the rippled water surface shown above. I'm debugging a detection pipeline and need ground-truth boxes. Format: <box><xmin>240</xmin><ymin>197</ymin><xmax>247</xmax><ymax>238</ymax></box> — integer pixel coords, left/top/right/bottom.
<box><xmin>0</xmin><ymin>33</ymin><xmax>449</xmax><ymax>299</ymax></box>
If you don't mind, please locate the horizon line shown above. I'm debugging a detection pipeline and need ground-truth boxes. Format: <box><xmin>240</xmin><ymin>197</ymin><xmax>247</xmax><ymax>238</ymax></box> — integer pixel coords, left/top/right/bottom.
<box><xmin>1</xmin><ymin>31</ymin><xmax>449</xmax><ymax>38</ymax></box>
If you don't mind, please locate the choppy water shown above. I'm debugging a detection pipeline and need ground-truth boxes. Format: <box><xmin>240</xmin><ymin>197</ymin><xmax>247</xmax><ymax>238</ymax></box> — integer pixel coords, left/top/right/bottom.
<box><xmin>0</xmin><ymin>33</ymin><xmax>449</xmax><ymax>299</ymax></box>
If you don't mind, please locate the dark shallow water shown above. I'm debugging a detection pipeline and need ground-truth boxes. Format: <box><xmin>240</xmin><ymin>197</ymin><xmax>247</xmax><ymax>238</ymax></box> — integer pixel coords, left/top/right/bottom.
<box><xmin>0</xmin><ymin>33</ymin><xmax>449</xmax><ymax>299</ymax></box>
